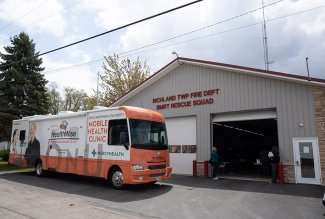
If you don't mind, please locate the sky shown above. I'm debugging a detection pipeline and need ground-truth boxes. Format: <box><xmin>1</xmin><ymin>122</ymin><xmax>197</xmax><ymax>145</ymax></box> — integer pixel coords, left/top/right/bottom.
<box><xmin>0</xmin><ymin>0</ymin><xmax>324</xmax><ymax>95</ymax></box>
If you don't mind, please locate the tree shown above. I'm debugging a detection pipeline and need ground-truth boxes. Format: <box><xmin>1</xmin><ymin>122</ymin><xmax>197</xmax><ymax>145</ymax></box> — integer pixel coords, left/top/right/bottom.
<box><xmin>62</xmin><ymin>87</ymin><xmax>87</xmax><ymax>112</ymax></box>
<box><xmin>100</xmin><ymin>54</ymin><xmax>150</xmax><ymax>106</ymax></box>
<box><xmin>0</xmin><ymin>32</ymin><xmax>49</xmax><ymax>140</ymax></box>
<box><xmin>46</xmin><ymin>82</ymin><xmax>63</xmax><ymax>115</ymax></box>
<box><xmin>81</xmin><ymin>94</ymin><xmax>97</xmax><ymax>111</ymax></box>
<box><xmin>47</xmin><ymin>84</ymin><xmax>96</xmax><ymax>114</ymax></box>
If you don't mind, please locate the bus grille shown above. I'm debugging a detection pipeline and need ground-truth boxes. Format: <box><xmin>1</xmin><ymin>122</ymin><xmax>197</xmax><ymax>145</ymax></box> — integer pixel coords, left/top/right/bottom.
<box><xmin>148</xmin><ymin>164</ymin><xmax>166</xmax><ymax>170</ymax></box>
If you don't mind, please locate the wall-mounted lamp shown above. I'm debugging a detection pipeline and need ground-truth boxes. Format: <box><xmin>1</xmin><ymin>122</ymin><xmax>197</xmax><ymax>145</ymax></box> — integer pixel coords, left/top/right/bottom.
<box><xmin>172</xmin><ymin>51</ymin><xmax>182</xmax><ymax>65</ymax></box>
<box><xmin>172</xmin><ymin>51</ymin><xmax>179</xmax><ymax>58</ymax></box>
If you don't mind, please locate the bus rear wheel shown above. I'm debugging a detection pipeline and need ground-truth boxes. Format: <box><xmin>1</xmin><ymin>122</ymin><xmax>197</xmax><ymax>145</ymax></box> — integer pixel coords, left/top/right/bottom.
<box><xmin>35</xmin><ymin>160</ymin><xmax>45</xmax><ymax>177</ymax></box>
<box><xmin>109</xmin><ymin>168</ymin><xmax>124</xmax><ymax>190</ymax></box>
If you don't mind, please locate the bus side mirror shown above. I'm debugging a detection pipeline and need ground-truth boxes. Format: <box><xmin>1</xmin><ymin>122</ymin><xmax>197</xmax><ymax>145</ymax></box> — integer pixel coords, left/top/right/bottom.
<box><xmin>120</xmin><ymin>132</ymin><xmax>129</xmax><ymax>150</ymax></box>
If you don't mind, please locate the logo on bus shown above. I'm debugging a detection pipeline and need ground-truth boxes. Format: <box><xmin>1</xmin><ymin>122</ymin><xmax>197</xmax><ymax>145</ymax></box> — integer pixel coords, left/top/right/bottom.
<box><xmin>91</xmin><ymin>149</ymin><xmax>124</xmax><ymax>157</ymax></box>
<box><xmin>60</xmin><ymin>120</ymin><xmax>68</xmax><ymax>130</ymax></box>
<box><xmin>91</xmin><ymin>149</ymin><xmax>97</xmax><ymax>157</ymax></box>
<box><xmin>51</xmin><ymin>121</ymin><xmax>79</xmax><ymax>139</ymax></box>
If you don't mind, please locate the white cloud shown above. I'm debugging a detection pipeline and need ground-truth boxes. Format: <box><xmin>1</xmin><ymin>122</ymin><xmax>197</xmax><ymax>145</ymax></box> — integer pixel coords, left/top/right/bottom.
<box><xmin>81</xmin><ymin>0</ymin><xmax>192</xmax><ymax>30</ymax></box>
<box><xmin>105</xmin><ymin>0</ymin><xmax>260</xmax><ymax>69</ymax></box>
<box><xmin>0</xmin><ymin>0</ymin><xmax>67</xmax><ymax>37</ymax></box>
<box><xmin>1</xmin><ymin>0</ymin><xmax>324</xmax><ymax>97</ymax></box>
<box><xmin>105</xmin><ymin>0</ymin><xmax>325</xmax><ymax>78</ymax></box>
<box><xmin>60</xmin><ymin>39</ymin><xmax>93</xmax><ymax>63</ymax></box>
<box><xmin>42</xmin><ymin>55</ymin><xmax>98</xmax><ymax>95</ymax></box>
<box><xmin>62</xmin><ymin>34</ymin><xmax>81</xmax><ymax>45</ymax></box>
<box><xmin>260</xmin><ymin>0</ymin><xmax>325</xmax><ymax>36</ymax></box>
<box><xmin>0</xmin><ymin>34</ymin><xmax>11</xmax><ymax>62</ymax></box>
<box><xmin>0</xmin><ymin>36</ymin><xmax>8</xmax><ymax>55</ymax></box>
<box><xmin>68</xmin><ymin>49</ymin><xmax>92</xmax><ymax>63</ymax></box>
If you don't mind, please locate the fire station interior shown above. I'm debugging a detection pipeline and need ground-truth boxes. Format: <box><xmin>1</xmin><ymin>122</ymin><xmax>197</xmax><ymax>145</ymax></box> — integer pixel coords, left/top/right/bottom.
<box><xmin>212</xmin><ymin>118</ymin><xmax>278</xmax><ymax>180</ymax></box>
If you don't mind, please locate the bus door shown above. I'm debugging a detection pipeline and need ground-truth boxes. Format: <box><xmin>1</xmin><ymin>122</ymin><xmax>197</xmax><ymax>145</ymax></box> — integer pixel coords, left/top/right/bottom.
<box><xmin>99</xmin><ymin>118</ymin><xmax>131</xmax><ymax>175</ymax></box>
<box><xmin>86</xmin><ymin>110</ymin><xmax>130</xmax><ymax>177</ymax></box>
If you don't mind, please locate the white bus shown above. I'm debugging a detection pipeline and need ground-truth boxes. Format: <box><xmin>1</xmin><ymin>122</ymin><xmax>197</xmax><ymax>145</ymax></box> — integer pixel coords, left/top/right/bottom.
<box><xmin>9</xmin><ymin>106</ymin><xmax>172</xmax><ymax>189</ymax></box>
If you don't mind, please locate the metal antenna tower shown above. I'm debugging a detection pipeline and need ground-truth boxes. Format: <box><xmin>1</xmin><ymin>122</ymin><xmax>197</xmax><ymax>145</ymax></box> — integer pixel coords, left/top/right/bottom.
<box><xmin>96</xmin><ymin>71</ymin><xmax>100</xmax><ymax>105</ymax></box>
<box><xmin>262</xmin><ymin>0</ymin><xmax>270</xmax><ymax>71</ymax></box>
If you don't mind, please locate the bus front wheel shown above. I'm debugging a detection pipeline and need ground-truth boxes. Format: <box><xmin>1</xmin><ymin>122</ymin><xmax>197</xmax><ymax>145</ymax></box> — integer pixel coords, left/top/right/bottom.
<box><xmin>109</xmin><ymin>167</ymin><xmax>124</xmax><ymax>190</ymax></box>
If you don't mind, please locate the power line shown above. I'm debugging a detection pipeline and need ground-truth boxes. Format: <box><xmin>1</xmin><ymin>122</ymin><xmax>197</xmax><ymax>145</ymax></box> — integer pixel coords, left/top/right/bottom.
<box><xmin>43</xmin><ymin>5</ymin><xmax>324</xmax><ymax>74</ymax></box>
<box><xmin>44</xmin><ymin>58</ymin><xmax>104</xmax><ymax>73</ymax></box>
<box><xmin>46</xmin><ymin>0</ymin><xmax>279</xmax><ymax>74</ymax></box>
<box><xmin>119</xmin><ymin>0</ymin><xmax>285</xmax><ymax>56</ymax></box>
<box><xmin>0</xmin><ymin>0</ymin><xmax>49</xmax><ymax>32</ymax></box>
<box><xmin>43</xmin><ymin>0</ymin><xmax>286</xmax><ymax>73</ymax></box>
<box><xmin>0</xmin><ymin>0</ymin><xmax>83</xmax><ymax>42</ymax></box>
<box><xmin>38</xmin><ymin>0</ymin><xmax>203</xmax><ymax>57</ymax></box>
<box><xmin>121</xmin><ymin>6</ymin><xmax>325</xmax><ymax>57</ymax></box>
<box><xmin>43</xmin><ymin>0</ymin><xmax>285</xmax><ymax>73</ymax></box>
<box><xmin>309</xmin><ymin>58</ymin><xmax>318</xmax><ymax>65</ymax></box>
<box><xmin>0</xmin><ymin>0</ymin><xmax>203</xmax><ymax>69</ymax></box>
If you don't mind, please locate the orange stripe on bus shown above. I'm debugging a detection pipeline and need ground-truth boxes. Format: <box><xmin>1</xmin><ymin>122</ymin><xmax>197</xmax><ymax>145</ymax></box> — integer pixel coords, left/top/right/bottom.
<box><xmin>41</xmin><ymin>156</ymin><xmax>130</xmax><ymax>181</ymax></box>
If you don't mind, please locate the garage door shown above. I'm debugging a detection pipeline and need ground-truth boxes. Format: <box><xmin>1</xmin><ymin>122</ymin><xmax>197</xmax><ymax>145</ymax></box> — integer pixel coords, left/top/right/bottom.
<box><xmin>165</xmin><ymin>116</ymin><xmax>196</xmax><ymax>175</ymax></box>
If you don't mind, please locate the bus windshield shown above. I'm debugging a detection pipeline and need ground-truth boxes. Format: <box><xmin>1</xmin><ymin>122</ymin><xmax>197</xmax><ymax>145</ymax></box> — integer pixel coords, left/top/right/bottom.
<box><xmin>129</xmin><ymin>119</ymin><xmax>168</xmax><ymax>150</ymax></box>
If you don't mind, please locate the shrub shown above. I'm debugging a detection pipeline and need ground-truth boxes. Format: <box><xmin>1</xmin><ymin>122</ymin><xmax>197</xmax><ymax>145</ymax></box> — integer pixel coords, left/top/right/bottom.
<box><xmin>0</xmin><ymin>149</ymin><xmax>10</xmax><ymax>161</ymax></box>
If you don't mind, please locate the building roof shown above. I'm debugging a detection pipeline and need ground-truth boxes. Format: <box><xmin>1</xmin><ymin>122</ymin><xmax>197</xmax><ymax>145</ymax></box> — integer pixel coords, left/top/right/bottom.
<box><xmin>111</xmin><ymin>57</ymin><xmax>325</xmax><ymax>106</ymax></box>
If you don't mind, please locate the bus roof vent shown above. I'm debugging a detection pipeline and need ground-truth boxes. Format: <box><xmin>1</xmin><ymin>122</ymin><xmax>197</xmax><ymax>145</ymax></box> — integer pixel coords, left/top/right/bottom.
<box><xmin>93</xmin><ymin>106</ymin><xmax>108</xmax><ymax>110</ymax></box>
<box><xmin>58</xmin><ymin>111</ymin><xmax>74</xmax><ymax>115</ymax></box>
<box><xmin>22</xmin><ymin>115</ymin><xmax>48</xmax><ymax>119</ymax></box>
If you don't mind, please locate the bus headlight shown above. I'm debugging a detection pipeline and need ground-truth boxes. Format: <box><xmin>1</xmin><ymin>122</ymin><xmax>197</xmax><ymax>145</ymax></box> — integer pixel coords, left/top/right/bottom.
<box><xmin>132</xmin><ymin>164</ymin><xmax>144</xmax><ymax>170</ymax></box>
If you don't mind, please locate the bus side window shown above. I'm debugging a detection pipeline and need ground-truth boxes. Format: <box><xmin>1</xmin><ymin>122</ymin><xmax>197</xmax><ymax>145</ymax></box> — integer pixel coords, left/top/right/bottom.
<box><xmin>108</xmin><ymin>119</ymin><xmax>129</xmax><ymax>146</ymax></box>
<box><xmin>19</xmin><ymin>130</ymin><xmax>26</xmax><ymax>141</ymax></box>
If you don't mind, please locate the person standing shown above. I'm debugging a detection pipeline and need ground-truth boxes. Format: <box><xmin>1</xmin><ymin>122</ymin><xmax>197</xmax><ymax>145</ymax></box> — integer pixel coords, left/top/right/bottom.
<box><xmin>209</xmin><ymin>147</ymin><xmax>219</xmax><ymax>179</ymax></box>
<box><xmin>259</xmin><ymin>147</ymin><xmax>270</xmax><ymax>176</ymax></box>
<box><xmin>270</xmin><ymin>146</ymin><xmax>280</xmax><ymax>183</ymax></box>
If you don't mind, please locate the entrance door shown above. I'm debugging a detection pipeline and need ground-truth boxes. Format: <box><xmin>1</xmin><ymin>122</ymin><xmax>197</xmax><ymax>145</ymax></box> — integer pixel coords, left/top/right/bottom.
<box><xmin>293</xmin><ymin>138</ymin><xmax>321</xmax><ymax>185</ymax></box>
<box><xmin>165</xmin><ymin>116</ymin><xmax>197</xmax><ymax>175</ymax></box>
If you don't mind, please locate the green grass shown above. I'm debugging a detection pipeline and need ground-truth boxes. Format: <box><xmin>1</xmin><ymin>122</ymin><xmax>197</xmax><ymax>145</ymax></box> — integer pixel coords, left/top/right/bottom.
<box><xmin>0</xmin><ymin>160</ymin><xmax>34</xmax><ymax>172</ymax></box>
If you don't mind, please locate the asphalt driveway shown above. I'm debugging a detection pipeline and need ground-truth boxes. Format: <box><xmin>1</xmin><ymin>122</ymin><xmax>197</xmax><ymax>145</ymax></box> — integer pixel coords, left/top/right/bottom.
<box><xmin>0</xmin><ymin>172</ymin><xmax>323</xmax><ymax>218</ymax></box>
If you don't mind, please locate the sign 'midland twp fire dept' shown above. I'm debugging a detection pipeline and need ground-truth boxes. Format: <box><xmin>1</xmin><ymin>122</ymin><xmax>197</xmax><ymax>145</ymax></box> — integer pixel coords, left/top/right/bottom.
<box><xmin>153</xmin><ymin>88</ymin><xmax>220</xmax><ymax>110</ymax></box>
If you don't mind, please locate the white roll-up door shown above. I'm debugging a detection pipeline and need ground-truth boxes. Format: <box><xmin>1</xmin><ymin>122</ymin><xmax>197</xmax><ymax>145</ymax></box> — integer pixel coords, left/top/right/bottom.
<box><xmin>165</xmin><ymin>116</ymin><xmax>196</xmax><ymax>175</ymax></box>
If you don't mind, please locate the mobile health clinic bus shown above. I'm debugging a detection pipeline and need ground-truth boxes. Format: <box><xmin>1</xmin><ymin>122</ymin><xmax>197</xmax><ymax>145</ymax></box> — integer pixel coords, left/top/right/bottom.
<box><xmin>9</xmin><ymin>106</ymin><xmax>172</xmax><ymax>189</ymax></box>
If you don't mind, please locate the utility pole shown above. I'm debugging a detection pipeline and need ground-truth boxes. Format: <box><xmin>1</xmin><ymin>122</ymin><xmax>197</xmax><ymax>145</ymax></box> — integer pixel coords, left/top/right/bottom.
<box><xmin>262</xmin><ymin>0</ymin><xmax>270</xmax><ymax>71</ymax></box>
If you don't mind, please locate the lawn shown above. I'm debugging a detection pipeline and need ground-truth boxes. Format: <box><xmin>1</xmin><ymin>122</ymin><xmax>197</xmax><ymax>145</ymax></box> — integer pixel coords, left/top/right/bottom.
<box><xmin>0</xmin><ymin>160</ymin><xmax>34</xmax><ymax>172</ymax></box>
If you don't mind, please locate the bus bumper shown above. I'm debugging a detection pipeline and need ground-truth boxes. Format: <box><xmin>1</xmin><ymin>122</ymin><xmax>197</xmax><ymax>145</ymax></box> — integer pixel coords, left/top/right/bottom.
<box><xmin>129</xmin><ymin>167</ymin><xmax>172</xmax><ymax>184</ymax></box>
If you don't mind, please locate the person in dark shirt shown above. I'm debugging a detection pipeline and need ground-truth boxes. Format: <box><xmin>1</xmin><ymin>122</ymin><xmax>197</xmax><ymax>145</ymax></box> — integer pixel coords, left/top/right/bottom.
<box><xmin>25</xmin><ymin>123</ymin><xmax>40</xmax><ymax>167</ymax></box>
<box><xmin>209</xmin><ymin>147</ymin><xmax>219</xmax><ymax>179</ymax></box>
<box><xmin>259</xmin><ymin>147</ymin><xmax>270</xmax><ymax>176</ymax></box>
<box><xmin>270</xmin><ymin>146</ymin><xmax>280</xmax><ymax>183</ymax></box>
